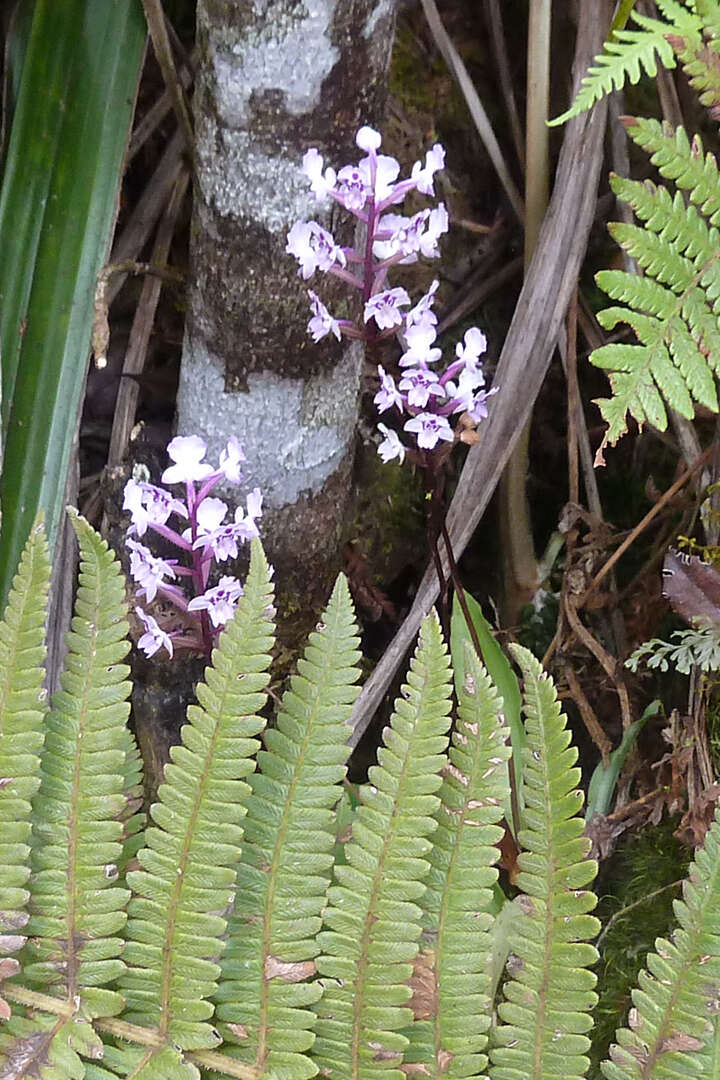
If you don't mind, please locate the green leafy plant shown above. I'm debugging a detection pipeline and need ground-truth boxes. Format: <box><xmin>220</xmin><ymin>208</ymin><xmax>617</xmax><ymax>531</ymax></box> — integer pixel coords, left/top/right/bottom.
<box><xmin>2</xmin><ymin>516</ymin><xmax>720</xmax><ymax>1079</ymax></box>
<box><xmin>0</xmin><ymin>0</ymin><xmax>146</xmax><ymax>604</ymax></box>
<box><xmin>550</xmin><ymin>0</ymin><xmax>720</xmax><ymax>459</ymax></box>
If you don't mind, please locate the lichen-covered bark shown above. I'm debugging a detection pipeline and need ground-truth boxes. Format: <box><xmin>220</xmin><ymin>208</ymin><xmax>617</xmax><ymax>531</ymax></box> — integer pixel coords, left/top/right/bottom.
<box><xmin>177</xmin><ymin>0</ymin><xmax>397</xmax><ymax>630</ymax></box>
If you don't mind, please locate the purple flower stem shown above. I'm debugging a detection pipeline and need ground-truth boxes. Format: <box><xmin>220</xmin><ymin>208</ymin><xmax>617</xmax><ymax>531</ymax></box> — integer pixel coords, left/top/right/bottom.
<box><xmin>327</xmin><ymin>266</ymin><xmax>365</xmax><ymax>290</ymax></box>
<box><xmin>147</xmin><ymin>521</ymin><xmax>194</xmax><ymax>552</ymax></box>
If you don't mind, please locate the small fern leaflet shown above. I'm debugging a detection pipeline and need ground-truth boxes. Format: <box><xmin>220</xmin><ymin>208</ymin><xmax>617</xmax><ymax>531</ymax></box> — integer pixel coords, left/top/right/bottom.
<box><xmin>0</xmin><ymin>517</ymin><xmax>50</xmax><ymax>966</ymax></box>
<box><xmin>214</xmin><ymin>574</ymin><xmax>361</xmax><ymax>1080</ymax></box>
<box><xmin>404</xmin><ymin>645</ymin><xmax>510</xmax><ymax>1080</ymax></box>
<box><xmin>313</xmin><ymin>612</ymin><xmax>453</xmax><ymax>1080</ymax></box>
<box><xmin>119</xmin><ymin>539</ymin><xmax>275</xmax><ymax>1059</ymax></box>
<box><xmin>490</xmin><ymin>645</ymin><xmax>600</xmax><ymax>1080</ymax></box>
<box><xmin>549</xmin><ymin>4</ymin><xmax>698</xmax><ymax>127</ymax></box>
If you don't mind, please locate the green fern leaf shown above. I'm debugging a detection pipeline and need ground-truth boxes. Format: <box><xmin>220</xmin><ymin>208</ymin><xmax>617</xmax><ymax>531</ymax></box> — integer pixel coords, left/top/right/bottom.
<box><xmin>601</xmin><ymin>807</ymin><xmax>720</xmax><ymax>1080</ymax></box>
<box><xmin>313</xmin><ymin>612</ymin><xmax>453</xmax><ymax>1080</ymax></box>
<box><xmin>213</xmin><ymin>573</ymin><xmax>361</xmax><ymax>1080</ymax></box>
<box><xmin>490</xmin><ymin>645</ymin><xmax>599</xmax><ymax>1080</ymax></box>
<box><xmin>590</xmin><ymin>170</ymin><xmax>720</xmax><ymax>455</ymax></box>
<box><xmin>549</xmin><ymin>8</ymin><xmax>690</xmax><ymax>127</ymax></box>
<box><xmin>0</xmin><ymin>517</ymin><xmax>50</xmax><ymax>956</ymax></box>
<box><xmin>22</xmin><ymin>511</ymin><xmax>132</xmax><ymax>1016</ymax></box>
<box><xmin>120</xmin><ymin>539</ymin><xmax>275</xmax><ymax>1054</ymax></box>
<box><xmin>0</xmin><ymin>513</ymin><xmax>132</xmax><ymax>1077</ymax></box>
<box><xmin>404</xmin><ymin>645</ymin><xmax>510</xmax><ymax>1080</ymax></box>
<box><xmin>623</xmin><ymin>119</ymin><xmax>720</xmax><ymax>225</ymax></box>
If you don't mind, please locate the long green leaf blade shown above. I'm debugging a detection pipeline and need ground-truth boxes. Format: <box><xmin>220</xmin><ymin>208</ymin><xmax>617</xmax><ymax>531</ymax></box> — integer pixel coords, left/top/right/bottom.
<box><xmin>0</xmin><ymin>0</ymin><xmax>146</xmax><ymax>603</ymax></box>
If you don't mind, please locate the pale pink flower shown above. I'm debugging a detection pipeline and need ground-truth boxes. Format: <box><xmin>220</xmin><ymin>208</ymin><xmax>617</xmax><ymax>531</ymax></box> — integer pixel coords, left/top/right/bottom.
<box><xmin>136</xmin><ymin>607</ymin><xmax>174</xmax><ymax>658</ymax></box>
<box><xmin>377</xmin><ymin>424</ymin><xmax>405</xmax><ymax>464</ymax></box>
<box><xmin>126</xmin><ymin>539</ymin><xmax>177</xmax><ymax>602</ymax></box>
<box><xmin>162</xmin><ymin>435</ymin><xmax>214</xmax><ymax>485</ymax></box>
<box><xmin>219</xmin><ymin>436</ymin><xmax>246</xmax><ymax>484</ymax></box>
<box><xmin>188</xmin><ymin>576</ymin><xmax>244</xmax><ymax>628</ymax></box>
<box><xmin>404</xmin><ymin>413</ymin><xmax>454</xmax><ymax>450</ymax></box>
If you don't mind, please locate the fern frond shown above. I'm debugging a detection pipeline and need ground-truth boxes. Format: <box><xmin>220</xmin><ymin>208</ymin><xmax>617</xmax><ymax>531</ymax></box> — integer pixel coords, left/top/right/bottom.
<box><xmin>0</xmin><ymin>517</ymin><xmax>50</xmax><ymax>957</ymax></box>
<box><xmin>404</xmin><ymin>645</ymin><xmax>510</xmax><ymax>1080</ymax></box>
<box><xmin>601</xmin><ymin>806</ymin><xmax>720</xmax><ymax>1080</ymax></box>
<box><xmin>590</xmin><ymin>170</ymin><xmax>720</xmax><ymax>454</ymax></box>
<box><xmin>490</xmin><ymin>645</ymin><xmax>600</xmax><ymax>1080</ymax></box>
<box><xmin>549</xmin><ymin>7</ymin><xmax>695</xmax><ymax>127</ymax></box>
<box><xmin>0</xmin><ymin>513</ymin><xmax>133</xmax><ymax>1076</ymax></box>
<box><xmin>120</xmin><ymin>539</ymin><xmax>275</xmax><ymax>1055</ymax></box>
<box><xmin>214</xmin><ymin>573</ymin><xmax>361</xmax><ymax>1080</ymax></box>
<box><xmin>313</xmin><ymin>612</ymin><xmax>453</xmax><ymax>1080</ymax></box>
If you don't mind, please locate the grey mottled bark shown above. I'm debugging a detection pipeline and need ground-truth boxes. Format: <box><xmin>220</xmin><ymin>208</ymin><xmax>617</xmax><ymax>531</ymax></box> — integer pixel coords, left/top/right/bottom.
<box><xmin>177</xmin><ymin>0</ymin><xmax>397</xmax><ymax>632</ymax></box>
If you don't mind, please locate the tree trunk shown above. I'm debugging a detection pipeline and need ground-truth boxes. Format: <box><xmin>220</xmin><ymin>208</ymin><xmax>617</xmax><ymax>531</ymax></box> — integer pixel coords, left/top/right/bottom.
<box><xmin>177</xmin><ymin>0</ymin><xmax>397</xmax><ymax>643</ymax></box>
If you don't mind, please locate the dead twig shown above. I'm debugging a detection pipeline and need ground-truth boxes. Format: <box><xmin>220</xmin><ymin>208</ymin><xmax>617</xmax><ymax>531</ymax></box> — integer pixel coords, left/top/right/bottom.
<box><xmin>562</xmin><ymin>592</ymin><xmax>633</xmax><ymax>731</ymax></box>
<box><xmin>581</xmin><ymin>444</ymin><xmax>713</xmax><ymax>607</ymax></box>
<box><xmin>564</xmin><ymin>661</ymin><xmax>612</xmax><ymax>763</ymax></box>
<box><xmin>107</xmin><ymin>168</ymin><xmax>190</xmax><ymax>466</ymax></box>
<box><xmin>141</xmin><ymin>0</ymin><xmax>194</xmax><ymax>151</ymax></box>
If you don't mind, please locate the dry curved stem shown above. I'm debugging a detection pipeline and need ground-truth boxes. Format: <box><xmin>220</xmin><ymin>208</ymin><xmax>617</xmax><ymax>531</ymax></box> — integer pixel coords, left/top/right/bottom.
<box><xmin>349</xmin><ymin>0</ymin><xmax>610</xmax><ymax>749</ymax></box>
<box><xmin>141</xmin><ymin>0</ymin><xmax>194</xmax><ymax>151</ymax></box>
<box><xmin>580</xmin><ymin>445</ymin><xmax>713</xmax><ymax>608</ymax></box>
<box><xmin>563</xmin><ymin>660</ymin><xmax>612</xmax><ymax>763</ymax></box>
<box><xmin>562</xmin><ymin>591</ymin><xmax>633</xmax><ymax>731</ymax></box>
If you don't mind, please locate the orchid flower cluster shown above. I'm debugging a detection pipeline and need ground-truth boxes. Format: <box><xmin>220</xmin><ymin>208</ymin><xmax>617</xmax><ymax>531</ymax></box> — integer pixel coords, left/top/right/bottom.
<box><xmin>122</xmin><ymin>435</ymin><xmax>262</xmax><ymax>659</ymax></box>
<box><xmin>286</xmin><ymin>125</ymin><xmax>496</xmax><ymax>464</ymax></box>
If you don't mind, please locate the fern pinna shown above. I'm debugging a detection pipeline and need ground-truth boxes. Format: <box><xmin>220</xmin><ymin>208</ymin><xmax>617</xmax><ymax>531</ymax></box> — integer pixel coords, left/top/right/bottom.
<box><xmin>6</xmin><ymin>512</ymin><xmax>720</xmax><ymax>1080</ymax></box>
<box><xmin>550</xmin><ymin>0</ymin><xmax>720</xmax><ymax>457</ymax></box>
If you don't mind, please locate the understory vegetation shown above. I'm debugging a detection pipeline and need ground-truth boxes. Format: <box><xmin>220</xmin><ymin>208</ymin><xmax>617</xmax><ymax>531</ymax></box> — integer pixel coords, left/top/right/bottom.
<box><xmin>7</xmin><ymin>0</ymin><xmax>720</xmax><ymax>1077</ymax></box>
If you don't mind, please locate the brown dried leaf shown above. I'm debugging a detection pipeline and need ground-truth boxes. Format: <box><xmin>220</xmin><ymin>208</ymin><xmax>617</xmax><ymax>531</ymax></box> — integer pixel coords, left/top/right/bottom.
<box><xmin>658</xmin><ymin>1033</ymin><xmax>705</xmax><ymax>1055</ymax></box>
<box><xmin>407</xmin><ymin>949</ymin><xmax>437</xmax><ymax>1021</ymax></box>
<box><xmin>369</xmin><ymin>1043</ymin><xmax>403</xmax><ymax>1062</ymax></box>
<box><xmin>227</xmin><ymin>1023</ymin><xmax>249</xmax><ymax>1040</ymax></box>
<box><xmin>437</xmin><ymin>1049</ymin><xmax>453</xmax><ymax>1073</ymax></box>
<box><xmin>0</xmin><ymin>935</ymin><xmax>26</xmax><ymax>954</ymax></box>
<box><xmin>264</xmin><ymin>956</ymin><xmax>316</xmax><ymax>982</ymax></box>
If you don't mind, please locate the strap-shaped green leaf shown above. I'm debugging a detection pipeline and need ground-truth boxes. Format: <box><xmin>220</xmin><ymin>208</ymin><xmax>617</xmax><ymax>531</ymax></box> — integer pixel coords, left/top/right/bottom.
<box><xmin>490</xmin><ymin>645</ymin><xmax>599</xmax><ymax>1080</ymax></box>
<box><xmin>601</xmin><ymin>807</ymin><xmax>720</xmax><ymax>1080</ymax></box>
<box><xmin>120</xmin><ymin>539</ymin><xmax>275</xmax><ymax>1054</ymax></box>
<box><xmin>214</xmin><ymin>574</ymin><xmax>361</xmax><ymax>1080</ymax></box>
<box><xmin>0</xmin><ymin>517</ymin><xmax>49</xmax><ymax>955</ymax></box>
<box><xmin>404</xmin><ymin>644</ymin><xmax>510</xmax><ymax>1080</ymax></box>
<box><xmin>313</xmin><ymin>611</ymin><xmax>453</xmax><ymax>1080</ymax></box>
<box><xmin>0</xmin><ymin>0</ymin><xmax>146</xmax><ymax>605</ymax></box>
<box><xmin>0</xmin><ymin>512</ymin><xmax>133</xmax><ymax>1076</ymax></box>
